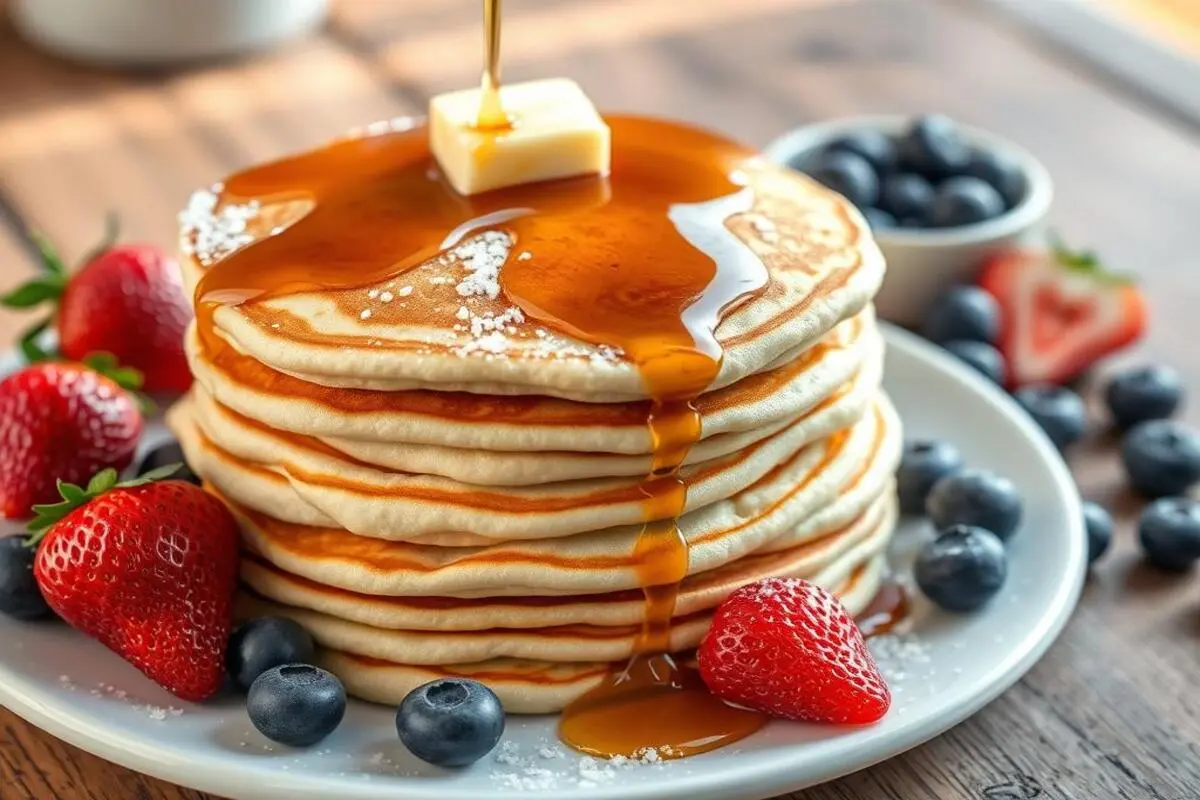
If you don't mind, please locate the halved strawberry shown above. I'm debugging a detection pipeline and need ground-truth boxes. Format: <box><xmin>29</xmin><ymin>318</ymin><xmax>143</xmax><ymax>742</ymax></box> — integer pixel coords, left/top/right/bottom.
<box><xmin>698</xmin><ymin>577</ymin><xmax>890</xmax><ymax>725</ymax></box>
<box><xmin>979</xmin><ymin>238</ymin><xmax>1146</xmax><ymax>387</ymax></box>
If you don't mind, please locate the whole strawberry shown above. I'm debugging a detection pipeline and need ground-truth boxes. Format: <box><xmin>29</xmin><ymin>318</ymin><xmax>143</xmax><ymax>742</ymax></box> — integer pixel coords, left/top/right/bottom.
<box><xmin>0</xmin><ymin>358</ymin><xmax>144</xmax><ymax>518</ymax></box>
<box><xmin>2</xmin><ymin>216</ymin><xmax>193</xmax><ymax>393</ymax></box>
<box><xmin>30</xmin><ymin>467</ymin><xmax>239</xmax><ymax>702</ymax></box>
<box><xmin>698</xmin><ymin>577</ymin><xmax>890</xmax><ymax>725</ymax></box>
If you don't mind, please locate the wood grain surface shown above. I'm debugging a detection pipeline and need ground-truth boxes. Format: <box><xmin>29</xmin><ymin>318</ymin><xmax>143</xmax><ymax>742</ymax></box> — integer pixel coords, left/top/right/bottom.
<box><xmin>1</xmin><ymin>1</ymin><xmax>1199</xmax><ymax>798</ymax></box>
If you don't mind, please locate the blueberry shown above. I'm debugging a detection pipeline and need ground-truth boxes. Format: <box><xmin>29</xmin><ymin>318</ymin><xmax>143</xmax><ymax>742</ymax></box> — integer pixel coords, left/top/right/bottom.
<box><xmin>963</xmin><ymin>149</ymin><xmax>1026</xmax><ymax>208</ymax></box>
<box><xmin>1120</xmin><ymin>420</ymin><xmax>1200</xmax><ymax>498</ymax></box>
<box><xmin>1014</xmin><ymin>385</ymin><xmax>1087</xmax><ymax>451</ymax></box>
<box><xmin>926</xmin><ymin>469</ymin><xmax>1023</xmax><ymax>541</ymax></box>
<box><xmin>927</xmin><ymin>177</ymin><xmax>1006</xmax><ymax>228</ymax></box>
<box><xmin>397</xmin><ymin>678</ymin><xmax>505</xmax><ymax>768</ymax></box>
<box><xmin>898</xmin><ymin>217</ymin><xmax>925</xmax><ymax>229</ymax></box>
<box><xmin>0</xmin><ymin>537</ymin><xmax>52</xmax><ymax>621</ymax></box>
<box><xmin>915</xmin><ymin>524</ymin><xmax>1007</xmax><ymax>612</ymax></box>
<box><xmin>898</xmin><ymin>114</ymin><xmax>971</xmax><ymax>179</ymax></box>
<box><xmin>862</xmin><ymin>207</ymin><xmax>897</xmax><ymax>231</ymax></box>
<box><xmin>1138</xmin><ymin>498</ymin><xmax>1200</xmax><ymax>572</ymax></box>
<box><xmin>808</xmin><ymin>151</ymin><xmax>880</xmax><ymax>209</ymax></box>
<box><xmin>247</xmin><ymin>664</ymin><xmax>346</xmax><ymax>748</ymax></box>
<box><xmin>880</xmin><ymin>173</ymin><xmax>935</xmax><ymax>221</ymax></box>
<box><xmin>943</xmin><ymin>340</ymin><xmax>1006</xmax><ymax>384</ymax></box>
<box><xmin>897</xmin><ymin>439</ymin><xmax>964</xmax><ymax>515</ymax></box>
<box><xmin>824</xmin><ymin>130</ymin><xmax>898</xmax><ymax>174</ymax></box>
<box><xmin>1082</xmin><ymin>501</ymin><xmax>1113</xmax><ymax>566</ymax></box>
<box><xmin>1105</xmin><ymin>365</ymin><xmax>1184</xmax><ymax>429</ymax></box>
<box><xmin>138</xmin><ymin>441</ymin><xmax>201</xmax><ymax>486</ymax></box>
<box><xmin>228</xmin><ymin>617</ymin><xmax>317</xmax><ymax>693</ymax></box>
<box><xmin>921</xmin><ymin>286</ymin><xmax>1000</xmax><ymax>344</ymax></box>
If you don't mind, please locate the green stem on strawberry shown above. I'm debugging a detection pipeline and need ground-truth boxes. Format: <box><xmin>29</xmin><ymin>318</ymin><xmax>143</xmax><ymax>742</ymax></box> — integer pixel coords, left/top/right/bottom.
<box><xmin>77</xmin><ymin>213</ymin><xmax>120</xmax><ymax>269</ymax></box>
<box><xmin>81</xmin><ymin>352</ymin><xmax>156</xmax><ymax>416</ymax></box>
<box><xmin>26</xmin><ymin>463</ymin><xmax>182</xmax><ymax>541</ymax></box>
<box><xmin>17</xmin><ymin>317</ymin><xmax>53</xmax><ymax>363</ymax></box>
<box><xmin>1047</xmin><ymin>231</ymin><xmax>1132</xmax><ymax>285</ymax></box>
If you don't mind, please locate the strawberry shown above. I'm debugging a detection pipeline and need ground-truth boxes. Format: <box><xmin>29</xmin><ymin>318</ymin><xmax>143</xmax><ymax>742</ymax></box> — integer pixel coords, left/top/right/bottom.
<box><xmin>979</xmin><ymin>237</ymin><xmax>1147</xmax><ymax>388</ymax></box>
<box><xmin>29</xmin><ymin>467</ymin><xmax>239</xmax><ymax>702</ymax></box>
<box><xmin>2</xmin><ymin>216</ymin><xmax>193</xmax><ymax>393</ymax></box>
<box><xmin>0</xmin><ymin>357</ymin><xmax>145</xmax><ymax>518</ymax></box>
<box><xmin>698</xmin><ymin>577</ymin><xmax>890</xmax><ymax>725</ymax></box>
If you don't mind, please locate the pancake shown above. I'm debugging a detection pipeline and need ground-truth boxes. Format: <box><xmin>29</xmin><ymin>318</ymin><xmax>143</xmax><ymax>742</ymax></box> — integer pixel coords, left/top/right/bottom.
<box><xmin>218</xmin><ymin>395</ymin><xmax>900</xmax><ymax>597</ymax></box>
<box><xmin>167</xmin><ymin>349</ymin><xmax>883</xmax><ymax>542</ymax></box>
<box><xmin>183</xmin><ymin>308</ymin><xmax>879</xmax><ymax>467</ymax></box>
<box><xmin>316</xmin><ymin>553</ymin><xmax>888</xmax><ymax>714</ymax></box>
<box><xmin>239</xmin><ymin>489</ymin><xmax>895</xmax><ymax>632</ymax></box>
<box><xmin>174</xmin><ymin>113</ymin><xmax>902</xmax><ymax>727</ymax></box>
<box><xmin>179</xmin><ymin>116</ymin><xmax>885</xmax><ymax>402</ymax></box>
<box><xmin>235</xmin><ymin>500</ymin><xmax>893</xmax><ymax>665</ymax></box>
<box><xmin>185</xmin><ymin>320</ymin><xmax>881</xmax><ymax>485</ymax></box>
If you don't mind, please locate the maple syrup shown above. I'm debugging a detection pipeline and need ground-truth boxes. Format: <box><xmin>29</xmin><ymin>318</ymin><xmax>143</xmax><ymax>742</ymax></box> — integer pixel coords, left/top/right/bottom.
<box><xmin>191</xmin><ymin>1</ymin><xmax>783</xmax><ymax>761</ymax></box>
<box><xmin>856</xmin><ymin>581</ymin><xmax>910</xmax><ymax>639</ymax></box>
<box><xmin>476</xmin><ymin>0</ymin><xmax>509</xmax><ymax>131</ymax></box>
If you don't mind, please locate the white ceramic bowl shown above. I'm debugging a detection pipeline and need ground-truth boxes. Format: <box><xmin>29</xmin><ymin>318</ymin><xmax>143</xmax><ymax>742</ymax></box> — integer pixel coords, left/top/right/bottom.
<box><xmin>764</xmin><ymin>116</ymin><xmax>1053</xmax><ymax>328</ymax></box>
<box><xmin>12</xmin><ymin>0</ymin><xmax>328</xmax><ymax>66</ymax></box>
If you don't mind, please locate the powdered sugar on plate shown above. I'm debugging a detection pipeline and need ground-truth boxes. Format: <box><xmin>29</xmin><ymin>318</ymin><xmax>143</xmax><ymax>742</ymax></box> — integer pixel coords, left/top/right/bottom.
<box><xmin>489</xmin><ymin>740</ymin><xmax>668</xmax><ymax>791</ymax></box>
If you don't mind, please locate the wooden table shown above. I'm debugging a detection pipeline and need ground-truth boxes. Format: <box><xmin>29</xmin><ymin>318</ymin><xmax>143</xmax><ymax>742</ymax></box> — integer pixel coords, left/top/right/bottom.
<box><xmin>2</xmin><ymin>1</ymin><xmax>1199</xmax><ymax>797</ymax></box>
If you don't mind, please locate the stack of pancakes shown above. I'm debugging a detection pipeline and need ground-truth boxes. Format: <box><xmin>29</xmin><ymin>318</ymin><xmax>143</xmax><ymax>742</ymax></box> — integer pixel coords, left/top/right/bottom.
<box><xmin>169</xmin><ymin>120</ymin><xmax>901</xmax><ymax>713</ymax></box>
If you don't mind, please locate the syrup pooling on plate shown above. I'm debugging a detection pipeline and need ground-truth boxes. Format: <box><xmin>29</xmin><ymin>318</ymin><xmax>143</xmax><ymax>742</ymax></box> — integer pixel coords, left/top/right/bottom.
<box><xmin>192</xmin><ymin>115</ymin><xmax>772</xmax><ymax>759</ymax></box>
<box><xmin>856</xmin><ymin>581</ymin><xmax>910</xmax><ymax>639</ymax></box>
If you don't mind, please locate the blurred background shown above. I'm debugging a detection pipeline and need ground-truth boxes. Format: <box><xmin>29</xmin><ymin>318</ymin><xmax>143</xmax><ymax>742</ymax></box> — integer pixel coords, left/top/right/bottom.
<box><xmin>0</xmin><ymin>0</ymin><xmax>1197</xmax><ymax>293</ymax></box>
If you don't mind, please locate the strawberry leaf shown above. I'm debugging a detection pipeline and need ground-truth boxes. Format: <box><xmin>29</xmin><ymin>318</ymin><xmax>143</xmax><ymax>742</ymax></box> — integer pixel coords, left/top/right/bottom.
<box><xmin>27</xmin><ymin>499</ymin><xmax>77</xmax><ymax>534</ymax></box>
<box><xmin>0</xmin><ymin>276</ymin><xmax>66</xmax><ymax>309</ymax></box>
<box><xmin>17</xmin><ymin>318</ymin><xmax>54</xmax><ymax>364</ymax></box>
<box><xmin>1047</xmin><ymin>231</ymin><xmax>1132</xmax><ymax>285</ymax></box>
<box><xmin>58</xmin><ymin>481</ymin><xmax>88</xmax><ymax>506</ymax></box>
<box><xmin>118</xmin><ymin>463</ymin><xmax>181</xmax><ymax>487</ymax></box>
<box><xmin>82</xmin><ymin>352</ymin><xmax>145</xmax><ymax>392</ymax></box>
<box><xmin>30</xmin><ymin>232</ymin><xmax>68</xmax><ymax>277</ymax></box>
<box><xmin>86</xmin><ymin>468</ymin><xmax>119</xmax><ymax>495</ymax></box>
<box><xmin>26</xmin><ymin>463</ymin><xmax>182</xmax><ymax>540</ymax></box>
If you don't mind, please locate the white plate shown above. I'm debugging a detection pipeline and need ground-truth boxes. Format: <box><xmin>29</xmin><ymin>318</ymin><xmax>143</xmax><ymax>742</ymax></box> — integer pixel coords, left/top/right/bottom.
<box><xmin>0</xmin><ymin>325</ymin><xmax>1085</xmax><ymax>800</ymax></box>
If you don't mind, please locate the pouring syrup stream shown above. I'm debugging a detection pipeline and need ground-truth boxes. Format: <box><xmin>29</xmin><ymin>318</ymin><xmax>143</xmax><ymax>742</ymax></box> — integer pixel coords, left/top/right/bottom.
<box><xmin>476</xmin><ymin>0</ymin><xmax>509</xmax><ymax>131</ymax></box>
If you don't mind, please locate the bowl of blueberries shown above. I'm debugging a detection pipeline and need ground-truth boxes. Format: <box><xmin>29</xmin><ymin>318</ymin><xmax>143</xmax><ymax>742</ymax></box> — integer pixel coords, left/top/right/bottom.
<box><xmin>765</xmin><ymin>114</ymin><xmax>1053</xmax><ymax>327</ymax></box>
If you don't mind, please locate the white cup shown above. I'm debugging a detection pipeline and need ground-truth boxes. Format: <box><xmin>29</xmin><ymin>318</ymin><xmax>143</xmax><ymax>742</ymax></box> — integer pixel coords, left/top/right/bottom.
<box><xmin>765</xmin><ymin>116</ymin><xmax>1054</xmax><ymax>328</ymax></box>
<box><xmin>12</xmin><ymin>0</ymin><xmax>329</xmax><ymax>66</ymax></box>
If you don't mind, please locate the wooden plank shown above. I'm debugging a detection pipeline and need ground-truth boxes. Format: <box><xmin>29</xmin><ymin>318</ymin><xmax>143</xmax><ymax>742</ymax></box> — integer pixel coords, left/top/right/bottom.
<box><xmin>0</xmin><ymin>18</ymin><xmax>405</xmax><ymax>263</ymax></box>
<box><xmin>0</xmin><ymin>707</ymin><xmax>211</xmax><ymax>800</ymax></box>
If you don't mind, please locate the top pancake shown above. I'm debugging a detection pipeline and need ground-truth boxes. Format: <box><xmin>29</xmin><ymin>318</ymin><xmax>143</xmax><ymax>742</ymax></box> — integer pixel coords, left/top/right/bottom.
<box><xmin>178</xmin><ymin>116</ymin><xmax>884</xmax><ymax>402</ymax></box>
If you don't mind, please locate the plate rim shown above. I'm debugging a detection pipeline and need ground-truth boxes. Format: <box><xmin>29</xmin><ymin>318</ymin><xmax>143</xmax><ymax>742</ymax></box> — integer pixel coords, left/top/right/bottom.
<box><xmin>0</xmin><ymin>324</ymin><xmax>1086</xmax><ymax>800</ymax></box>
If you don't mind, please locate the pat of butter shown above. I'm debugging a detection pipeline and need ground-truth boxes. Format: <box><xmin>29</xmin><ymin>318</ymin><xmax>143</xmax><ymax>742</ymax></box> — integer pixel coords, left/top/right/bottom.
<box><xmin>430</xmin><ymin>78</ymin><xmax>611</xmax><ymax>196</ymax></box>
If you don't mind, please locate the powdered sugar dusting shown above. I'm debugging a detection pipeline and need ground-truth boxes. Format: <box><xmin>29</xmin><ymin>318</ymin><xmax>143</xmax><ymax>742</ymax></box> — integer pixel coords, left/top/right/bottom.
<box><xmin>179</xmin><ymin>186</ymin><xmax>260</xmax><ymax>265</ymax></box>
<box><xmin>453</xmin><ymin>230</ymin><xmax>510</xmax><ymax>300</ymax></box>
<box><xmin>489</xmin><ymin>740</ymin><xmax>667</xmax><ymax>791</ymax></box>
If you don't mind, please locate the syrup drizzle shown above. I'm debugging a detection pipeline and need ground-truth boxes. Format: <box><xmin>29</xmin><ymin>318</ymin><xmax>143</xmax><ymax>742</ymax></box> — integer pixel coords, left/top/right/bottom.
<box><xmin>192</xmin><ymin>76</ymin><xmax>780</xmax><ymax>765</ymax></box>
<box><xmin>476</xmin><ymin>0</ymin><xmax>509</xmax><ymax>131</ymax></box>
<box><xmin>856</xmin><ymin>581</ymin><xmax>910</xmax><ymax>639</ymax></box>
